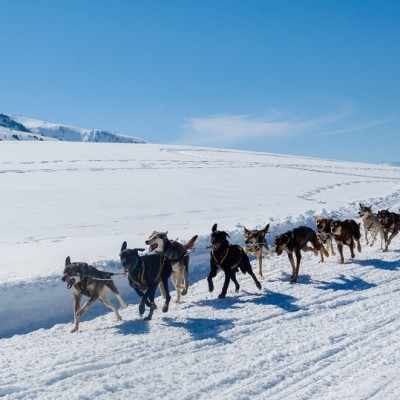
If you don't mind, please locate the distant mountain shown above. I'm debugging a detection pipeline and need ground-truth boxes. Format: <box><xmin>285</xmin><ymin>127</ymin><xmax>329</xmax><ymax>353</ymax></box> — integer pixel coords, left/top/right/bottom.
<box><xmin>0</xmin><ymin>114</ymin><xmax>148</xmax><ymax>143</ymax></box>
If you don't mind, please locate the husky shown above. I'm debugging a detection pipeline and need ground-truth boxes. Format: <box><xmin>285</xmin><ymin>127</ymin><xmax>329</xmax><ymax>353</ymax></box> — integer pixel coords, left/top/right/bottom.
<box><xmin>208</xmin><ymin>223</ymin><xmax>262</xmax><ymax>299</ymax></box>
<box><xmin>274</xmin><ymin>226</ymin><xmax>321</xmax><ymax>283</ymax></box>
<box><xmin>330</xmin><ymin>219</ymin><xmax>361</xmax><ymax>263</ymax></box>
<box><xmin>120</xmin><ymin>242</ymin><xmax>172</xmax><ymax>320</ymax></box>
<box><xmin>358</xmin><ymin>203</ymin><xmax>384</xmax><ymax>249</ymax></box>
<box><xmin>243</xmin><ymin>224</ymin><xmax>272</xmax><ymax>278</ymax></box>
<box><xmin>315</xmin><ymin>217</ymin><xmax>335</xmax><ymax>262</ymax></box>
<box><xmin>145</xmin><ymin>231</ymin><xmax>198</xmax><ymax>303</ymax></box>
<box><xmin>62</xmin><ymin>257</ymin><xmax>127</xmax><ymax>332</ymax></box>
<box><xmin>377</xmin><ymin>209</ymin><xmax>400</xmax><ymax>251</ymax></box>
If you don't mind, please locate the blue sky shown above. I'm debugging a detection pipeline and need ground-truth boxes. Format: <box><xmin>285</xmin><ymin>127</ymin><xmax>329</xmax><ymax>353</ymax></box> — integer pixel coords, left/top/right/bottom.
<box><xmin>1</xmin><ymin>0</ymin><xmax>399</xmax><ymax>163</ymax></box>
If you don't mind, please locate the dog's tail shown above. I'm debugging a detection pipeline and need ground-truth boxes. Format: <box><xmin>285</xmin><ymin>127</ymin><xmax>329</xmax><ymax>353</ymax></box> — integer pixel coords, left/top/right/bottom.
<box><xmin>185</xmin><ymin>235</ymin><xmax>198</xmax><ymax>250</ymax></box>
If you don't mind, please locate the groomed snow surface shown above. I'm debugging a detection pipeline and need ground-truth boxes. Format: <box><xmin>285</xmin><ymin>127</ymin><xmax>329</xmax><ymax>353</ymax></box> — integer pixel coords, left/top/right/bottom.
<box><xmin>1</xmin><ymin>142</ymin><xmax>400</xmax><ymax>400</ymax></box>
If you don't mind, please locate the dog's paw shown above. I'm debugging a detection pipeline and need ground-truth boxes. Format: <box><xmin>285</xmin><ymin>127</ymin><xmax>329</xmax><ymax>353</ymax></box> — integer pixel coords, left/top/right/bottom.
<box><xmin>70</xmin><ymin>326</ymin><xmax>78</xmax><ymax>333</ymax></box>
<box><xmin>218</xmin><ymin>293</ymin><xmax>226</xmax><ymax>299</ymax></box>
<box><xmin>162</xmin><ymin>304</ymin><xmax>169</xmax><ymax>313</ymax></box>
<box><xmin>139</xmin><ymin>302</ymin><xmax>146</xmax><ymax>315</ymax></box>
<box><xmin>208</xmin><ymin>283</ymin><xmax>214</xmax><ymax>292</ymax></box>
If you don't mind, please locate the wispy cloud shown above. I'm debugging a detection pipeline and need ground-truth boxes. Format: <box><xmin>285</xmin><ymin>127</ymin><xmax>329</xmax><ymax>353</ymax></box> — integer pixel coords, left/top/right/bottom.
<box><xmin>178</xmin><ymin>103</ymin><xmax>397</xmax><ymax>146</ymax></box>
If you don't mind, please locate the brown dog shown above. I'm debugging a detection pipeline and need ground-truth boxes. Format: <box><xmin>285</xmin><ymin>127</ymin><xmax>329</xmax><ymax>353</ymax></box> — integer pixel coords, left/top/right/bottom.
<box><xmin>274</xmin><ymin>226</ymin><xmax>321</xmax><ymax>283</ymax></box>
<box><xmin>62</xmin><ymin>257</ymin><xmax>127</xmax><ymax>332</ymax></box>
<box><xmin>330</xmin><ymin>219</ymin><xmax>361</xmax><ymax>263</ymax></box>
<box><xmin>315</xmin><ymin>217</ymin><xmax>335</xmax><ymax>262</ymax></box>
<box><xmin>243</xmin><ymin>224</ymin><xmax>272</xmax><ymax>279</ymax></box>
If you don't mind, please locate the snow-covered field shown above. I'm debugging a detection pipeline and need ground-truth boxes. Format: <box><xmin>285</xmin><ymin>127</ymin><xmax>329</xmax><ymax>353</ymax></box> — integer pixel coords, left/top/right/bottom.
<box><xmin>1</xmin><ymin>141</ymin><xmax>400</xmax><ymax>399</ymax></box>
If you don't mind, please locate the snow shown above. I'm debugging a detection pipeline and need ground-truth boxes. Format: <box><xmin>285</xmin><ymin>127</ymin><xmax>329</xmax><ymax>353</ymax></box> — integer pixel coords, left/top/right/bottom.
<box><xmin>1</xmin><ymin>140</ymin><xmax>400</xmax><ymax>399</ymax></box>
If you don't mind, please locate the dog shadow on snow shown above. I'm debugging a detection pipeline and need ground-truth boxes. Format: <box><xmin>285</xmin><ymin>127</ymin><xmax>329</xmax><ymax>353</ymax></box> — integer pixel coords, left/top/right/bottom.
<box><xmin>195</xmin><ymin>289</ymin><xmax>301</xmax><ymax>313</ymax></box>
<box><xmin>357</xmin><ymin>258</ymin><xmax>400</xmax><ymax>271</ymax></box>
<box><xmin>315</xmin><ymin>274</ymin><xmax>377</xmax><ymax>292</ymax></box>
<box><xmin>162</xmin><ymin>316</ymin><xmax>235</xmax><ymax>344</ymax></box>
<box><xmin>159</xmin><ymin>290</ymin><xmax>301</xmax><ymax>343</ymax></box>
<box><xmin>115</xmin><ymin>318</ymin><xmax>151</xmax><ymax>336</ymax></box>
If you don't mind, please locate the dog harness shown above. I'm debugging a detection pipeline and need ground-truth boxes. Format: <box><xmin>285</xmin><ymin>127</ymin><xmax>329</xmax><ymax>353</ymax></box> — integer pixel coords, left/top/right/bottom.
<box><xmin>211</xmin><ymin>245</ymin><xmax>242</xmax><ymax>271</ymax></box>
<box><xmin>127</xmin><ymin>256</ymin><xmax>166</xmax><ymax>288</ymax></box>
<box><xmin>163</xmin><ymin>240</ymin><xmax>187</xmax><ymax>263</ymax></box>
<box><xmin>244</xmin><ymin>232</ymin><xmax>269</xmax><ymax>253</ymax></box>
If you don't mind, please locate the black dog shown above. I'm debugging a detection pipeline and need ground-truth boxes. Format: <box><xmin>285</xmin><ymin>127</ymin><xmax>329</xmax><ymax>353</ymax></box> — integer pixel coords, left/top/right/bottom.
<box><xmin>120</xmin><ymin>241</ymin><xmax>172</xmax><ymax>320</ymax></box>
<box><xmin>377</xmin><ymin>209</ymin><xmax>400</xmax><ymax>251</ymax></box>
<box><xmin>274</xmin><ymin>226</ymin><xmax>321</xmax><ymax>283</ymax></box>
<box><xmin>207</xmin><ymin>223</ymin><xmax>262</xmax><ymax>299</ymax></box>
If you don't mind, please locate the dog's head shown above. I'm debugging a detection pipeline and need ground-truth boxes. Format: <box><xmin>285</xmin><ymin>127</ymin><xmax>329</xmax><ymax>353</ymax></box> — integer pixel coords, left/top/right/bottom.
<box><xmin>274</xmin><ymin>232</ymin><xmax>291</xmax><ymax>255</ymax></box>
<box><xmin>330</xmin><ymin>220</ymin><xmax>343</xmax><ymax>236</ymax></box>
<box><xmin>210</xmin><ymin>223</ymin><xmax>230</xmax><ymax>251</ymax></box>
<box><xmin>119</xmin><ymin>241</ymin><xmax>145</xmax><ymax>273</ymax></box>
<box><xmin>377</xmin><ymin>209</ymin><xmax>390</xmax><ymax>225</ymax></box>
<box><xmin>315</xmin><ymin>217</ymin><xmax>329</xmax><ymax>231</ymax></box>
<box><xmin>244</xmin><ymin>224</ymin><xmax>270</xmax><ymax>246</ymax></box>
<box><xmin>359</xmin><ymin>203</ymin><xmax>372</xmax><ymax>217</ymax></box>
<box><xmin>145</xmin><ymin>231</ymin><xmax>168</xmax><ymax>253</ymax></box>
<box><xmin>62</xmin><ymin>256</ymin><xmax>88</xmax><ymax>289</ymax></box>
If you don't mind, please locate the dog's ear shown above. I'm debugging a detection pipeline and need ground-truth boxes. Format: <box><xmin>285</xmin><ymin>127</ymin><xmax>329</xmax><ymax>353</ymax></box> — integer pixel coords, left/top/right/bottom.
<box><xmin>65</xmin><ymin>256</ymin><xmax>71</xmax><ymax>266</ymax></box>
<box><xmin>223</xmin><ymin>231</ymin><xmax>230</xmax><ymax>238</ymax></box>
<box><xmin>244</xmin><ymin>227</ymin><xmax>249</xmax><ymax>233</ymax></box>
<box><xmin>121</xmin><ymin>241</ymin><xmax>127</xmax><ymax>252</ymax></box>
<box><xmin>264</xmin><ymin>224</ymin><xmax>270</xmax><ymax>233</ymax></box>
<box><xmin>212</xmin><ymin>223</ymin><xmax>218</xmax><ymax>232</ymax></box>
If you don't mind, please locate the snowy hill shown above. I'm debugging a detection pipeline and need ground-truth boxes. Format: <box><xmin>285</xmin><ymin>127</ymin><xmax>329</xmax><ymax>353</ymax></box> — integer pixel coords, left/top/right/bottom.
<box><xmin>0</xmin><ymin>113</ymin><xmax>147</xmax><ymax>143</ymax></box>
<box><xmin>1</xmin><ymin>141</ymin><xmax>400</xmax><ymax>399</ymax></box>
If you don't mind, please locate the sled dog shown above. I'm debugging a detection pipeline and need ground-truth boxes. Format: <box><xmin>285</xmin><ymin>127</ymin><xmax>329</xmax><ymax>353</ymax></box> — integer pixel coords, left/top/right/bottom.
<box><xmin>243</xmin><ymin>224</ymin><xmax>272</xmax><ymax>278</ymax></box>
<box><xmin>62</xmin><ymin>256</ymin><xmax>127</xmax><ymax>332</ymax></box>
<box><xmin>274</xmin><ymin>226</ymin><xmax>321</xmax><ymax>283</ymax></box>
<box><xmin>330</xmin><ymin>219</ymin><xmax>361</xmax><ymax>263</ymax></box>
<box><xmin>358</xmin><ymin>203</ymin><xmax>384</xmax><ymax>249</ymax></box>
<box><xmin>208</xmin><ymin>223</ymin><xmax>262</xmax><ymax>299</ymax></box>
<box><xmin>145</xmin><ymin>231</ymin><xmax>198</xmax><ymax>303</ymax></box>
